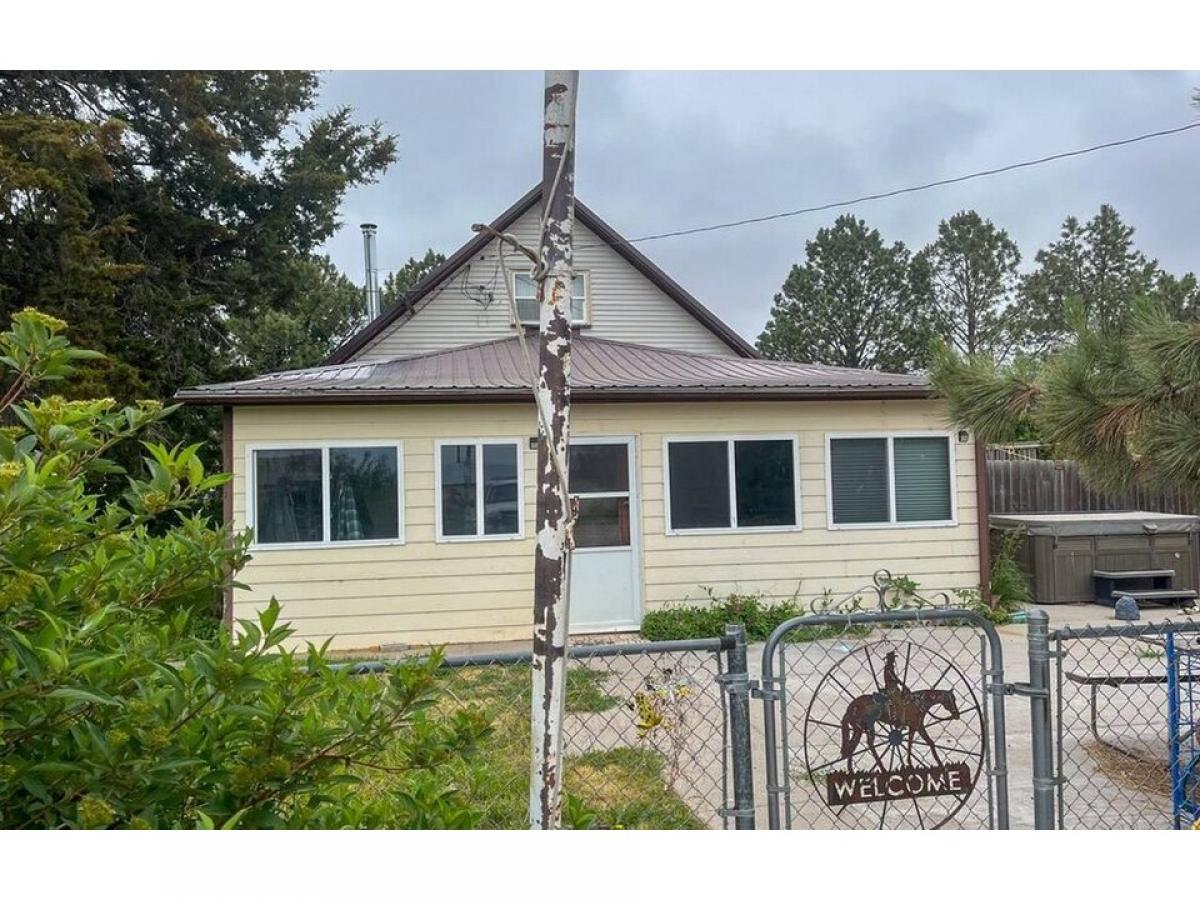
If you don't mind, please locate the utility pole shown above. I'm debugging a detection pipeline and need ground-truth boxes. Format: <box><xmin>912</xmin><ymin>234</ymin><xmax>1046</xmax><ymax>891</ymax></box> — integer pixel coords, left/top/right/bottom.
<box><xmin>529</xmin><ymin>69</ymin><xmax>578</xmax><ymax>830</ymax></box>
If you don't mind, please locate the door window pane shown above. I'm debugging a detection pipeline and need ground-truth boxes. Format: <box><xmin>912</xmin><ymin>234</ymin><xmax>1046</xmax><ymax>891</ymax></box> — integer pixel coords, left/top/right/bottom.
<box><xmin>330</xmin><ymin>447</ymin><xmax>399</xmax><ymax>541</ymax></box>
<box><xmin>735</xmin><ymin>440</ymin><xmax>796</xmax><ymax>527</ymax></box>
<box><xmin>894</xmin><ymin>437</ymin><xmax>952</xmax><ymax>522</ymax></box>
<box><xmin>440</xmin><ymin>444</ymin><xmax>477</xmax><ymax>536</ymax></box>
<box><xmin>573</xmin><ymin>496</ymin><xmax>631</xmax><ymax>548</ymax></box>
<box><xmin>254</xmin><ymin>449</ymin><xmax>323</xmax><ymax>544</ymax></box>
<box><xmin>482</xmin><ymin>443</ymin><xmax>520</xmax><ymax>535</ymax></box>
<box><xmin>668</xmin><ymin>441</ymin><xmax>730</xmax><ymax>529</ymax></box>
<box><xmin>830</xmin><ymin>438</ymin><xmax>890</xmax><ymax>524</ymax></box>
<box><xmin>569</xmin><ymin>443</ymin><xmax>629</xmax><ymax>494</ymax></box>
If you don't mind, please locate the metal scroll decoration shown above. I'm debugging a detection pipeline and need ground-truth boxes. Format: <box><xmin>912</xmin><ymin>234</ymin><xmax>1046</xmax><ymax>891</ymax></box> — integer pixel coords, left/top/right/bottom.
<box><xmin>808</xmin><ymin>569</ymin><xmax>955</xmax><ymax>616</ymax></box>
<box><xmin>802</xmin><ymin>639</ymin><xmax>985</xmax><ymax>829</ymax></box>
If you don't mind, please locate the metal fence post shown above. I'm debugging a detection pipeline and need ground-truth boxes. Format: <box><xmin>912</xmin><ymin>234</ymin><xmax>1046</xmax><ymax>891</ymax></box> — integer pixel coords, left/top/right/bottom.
<box><xmin>723</xmin><ymin>624</ymin><xmax>756</xmax><ymax>830</ymax></box>
<box><xmin>1027</xmin><ymin>609</ymin><xmax>1056</xmax><ymax>829</ymax></box>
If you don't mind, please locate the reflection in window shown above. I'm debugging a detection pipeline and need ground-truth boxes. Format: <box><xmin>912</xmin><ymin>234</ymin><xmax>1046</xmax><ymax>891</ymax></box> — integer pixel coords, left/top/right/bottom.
<box><xmin>573</xmin><ymin>496</ymin><xmax>631</xmax><ymax>548</ymax></box>
<box><xmin>330</xmin><ymin>447</ymin><xmax>399</xmax><ymax>541</ymax></box>
<box><xmin>666</xmin><ymin>438</ymin><xmax>798</xmax><ymax>532</ymax></box>
<box><xmin>440</xmin><ymin>444</ymin><xmax>477</xmax><ymax>537</ymax></box>
<box><xmin>483</xmin><ymin>443</ymin><xmax>519</xmax><ymax>535</ymax></box>
<box><xmin>438</xmin><ymin>441</ymin><xmax>521</xmax><ymax>539</ymax></box>
<box><xmin>734</xmin><ymin>440</ymin><xmax>796</xmax><ymax>528</ymax></box>
<box><xmin>569</xmin><ymin>443</ymin><xmax>629</xmax><ymax>494</ymax></box>
<box><xmin>254</xmin><ymin>449</ymin><xmax>323</xmax><ymax>544</ymax></box>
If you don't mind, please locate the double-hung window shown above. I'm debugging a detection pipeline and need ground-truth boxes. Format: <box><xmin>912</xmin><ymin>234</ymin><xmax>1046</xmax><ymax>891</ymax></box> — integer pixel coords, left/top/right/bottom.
<box><xmin>513</xmin><ymin>272</ymin><xmax>589</xmax><ymax>326</ymax></box>
<box><xmin>826</xmin><ymin>433</ymin><xmax>955</xmax><ymax>528</ymax></box>
<box><xmin>249</xmin><ymin>443</ymin><xmax>403</xmax><ymax>547</ymax></box>
<box><xmin>664</xmin><ymin>436</ymin><xmax>799</xmax><ymax>533</ymax></box>
<box><xmin>436</xmin><ymin>439</ymin><xmax>524</xmax><ymax>540</ymax></box>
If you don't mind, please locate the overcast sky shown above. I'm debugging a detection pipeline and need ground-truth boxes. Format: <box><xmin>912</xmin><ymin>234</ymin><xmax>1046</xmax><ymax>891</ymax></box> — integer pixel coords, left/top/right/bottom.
<box><xmin>318</xmin><ymin>71</ymin><xmax>1200</xmax><ymax>343</ymax></box>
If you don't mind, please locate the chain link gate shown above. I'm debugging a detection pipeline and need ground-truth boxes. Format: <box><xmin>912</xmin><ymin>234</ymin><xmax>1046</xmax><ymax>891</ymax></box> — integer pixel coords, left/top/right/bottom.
<box><xmin>751</xmin><ymin>573</ymin><xmax>1013</xmax><ymax>830</ymax></box>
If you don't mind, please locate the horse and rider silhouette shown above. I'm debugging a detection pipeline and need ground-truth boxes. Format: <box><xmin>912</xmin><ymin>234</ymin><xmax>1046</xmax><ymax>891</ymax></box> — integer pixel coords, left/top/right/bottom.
<box><xmin>840</xmin><ymin>650</ymin><xmax>960</xmax><ymax>772</ymax></box>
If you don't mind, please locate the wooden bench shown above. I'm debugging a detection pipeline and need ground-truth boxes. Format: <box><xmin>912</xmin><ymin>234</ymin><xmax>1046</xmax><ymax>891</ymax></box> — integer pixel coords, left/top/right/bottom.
<box><xmin>1092</xmin><ymin>568</ymin><xmax>1198</xmax><ymax>607</ymax></box>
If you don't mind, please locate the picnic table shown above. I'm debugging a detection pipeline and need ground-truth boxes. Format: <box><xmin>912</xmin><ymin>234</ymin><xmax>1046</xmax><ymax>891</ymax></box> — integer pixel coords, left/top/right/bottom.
<box><xmin>1065</xmin><ymin>642</ymin><xmax>1200</xmax><ymax>756</ymax></box>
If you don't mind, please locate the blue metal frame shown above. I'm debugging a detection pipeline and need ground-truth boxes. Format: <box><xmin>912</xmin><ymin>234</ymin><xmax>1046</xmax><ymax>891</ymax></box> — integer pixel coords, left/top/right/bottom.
<box><xmin>1167</xmin><ymin>629</ymin><xmax>1200</xmax><ymax>829</ymax></box>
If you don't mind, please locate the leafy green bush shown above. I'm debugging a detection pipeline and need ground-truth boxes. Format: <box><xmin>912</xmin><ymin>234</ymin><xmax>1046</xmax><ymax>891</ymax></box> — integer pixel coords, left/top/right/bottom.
<box><xmin>989</xmin><ymin>529</ymin><xmax>1032</xmax><ymax>615</ymax></box>
<box><xmin>0</xmin><ymin>309</ymin><xmax>486</xmax><ymax>828</ymax></box>
<box><xmin>641</xmin><ymin>589</ymin><xmax>815</xmax><ymax>642</ymax></box>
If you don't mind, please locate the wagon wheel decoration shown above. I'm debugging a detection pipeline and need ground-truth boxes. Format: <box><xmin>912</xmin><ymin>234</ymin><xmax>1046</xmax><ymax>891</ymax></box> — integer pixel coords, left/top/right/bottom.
<box><xmin>801</xmin><ymin>639</ymin><xmax>985</xmax><ymax>829</ymax></box>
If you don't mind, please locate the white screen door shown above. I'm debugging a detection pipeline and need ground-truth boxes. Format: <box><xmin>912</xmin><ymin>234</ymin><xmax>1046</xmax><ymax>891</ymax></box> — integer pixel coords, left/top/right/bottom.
<box><xmin>568</xmin><ymin>437</ymin><xmax>640</xmax><ymax>632</ymax></box>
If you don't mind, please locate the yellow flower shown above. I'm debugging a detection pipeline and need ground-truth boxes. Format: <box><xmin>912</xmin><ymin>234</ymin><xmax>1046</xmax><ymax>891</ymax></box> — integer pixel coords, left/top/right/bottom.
<box><xmin>76</xmin><ymin>795</ymin><xmax>116</xmax><ymax>829</ymax></box>
<box><xmin>0</xmin><ymin>460</ymin><xmax>22</xmax><ymax>489</ymax></box>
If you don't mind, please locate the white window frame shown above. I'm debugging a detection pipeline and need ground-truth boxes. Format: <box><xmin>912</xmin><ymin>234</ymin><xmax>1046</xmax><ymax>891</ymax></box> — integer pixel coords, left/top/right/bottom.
<box><xmin>434</xmin><ymin>438</ymin><xmax>526</xmax><ymax>543</ymax></box>
<box><xmin>662</xmin><ymin>434</ymin><xmax>802</xmax><ymax>536</ymax></box>
<box><xmin>245</xmin><ymin>440</ymin><xmax>405</xmax><ymax>550</ymax></box>
<box><xmin>824</xmin><ymin>431</ymin><xmax>958</xmax><ymax>531</ymax></box>
<box><xmin>511</xmin><ymin>271</ymin><xmax>590</xmax><ymax>327</ymax></box>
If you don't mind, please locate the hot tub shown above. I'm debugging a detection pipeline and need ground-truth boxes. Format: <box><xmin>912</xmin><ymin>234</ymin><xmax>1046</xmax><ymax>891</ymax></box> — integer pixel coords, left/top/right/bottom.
<box><xmin>989</xmin><ymin>511</ymin><xmax>1200</xmax><ymax>605</ymax></box>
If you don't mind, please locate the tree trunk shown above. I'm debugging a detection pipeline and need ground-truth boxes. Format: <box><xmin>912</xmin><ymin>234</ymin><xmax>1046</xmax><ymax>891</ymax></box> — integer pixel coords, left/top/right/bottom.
<box><xmin>529</xmin><ymin>69</ymin><xmax>578</xmax><ymax>830</ymax></box>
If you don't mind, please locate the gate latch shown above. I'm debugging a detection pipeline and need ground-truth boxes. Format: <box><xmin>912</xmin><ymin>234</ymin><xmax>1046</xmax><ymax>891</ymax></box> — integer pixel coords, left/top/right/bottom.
<box><xmin>1002</xmin><ymin>681</ymin><xmax>1049</xmax><ymax>699</ymax></box>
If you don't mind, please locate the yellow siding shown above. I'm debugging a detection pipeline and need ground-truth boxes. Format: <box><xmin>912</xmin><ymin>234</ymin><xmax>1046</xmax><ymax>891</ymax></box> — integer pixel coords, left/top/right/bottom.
<box><xmin>231</xmin><ymin>400</ymin><xmax>980</xmax><ymax>650</ymax></box>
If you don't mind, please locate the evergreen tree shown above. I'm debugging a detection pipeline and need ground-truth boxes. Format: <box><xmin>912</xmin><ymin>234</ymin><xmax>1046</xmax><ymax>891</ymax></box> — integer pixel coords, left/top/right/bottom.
<box><xmin>381</xmin><ymin>249</ymin><xmax>446</xmax><ymax>312</ymax></box>
<box><xmin>757</xmin><ymin>215</ymin><xmax>933</xmax><ymax>372</ymax></box>
<box><xmin>228</xmin><ymin>256</ymin><xmax>366</xmax><ymax>372</ymax></box>
<box><xmin>1011</xmin><ymin>205</ymin><xmax>1159</xmax><ymax>352</ymax></box>
<box><xmin>931</xmin><ymin>299</ymin><xmax>1200</xmax><ymax>502</ymax></box>
<box><xmin>917</xmin><ymin>211</ymin><xmax>1020</xmax><ymax>359</ymax></box>
<box><xmin>0</xmin><ymin>72</ymin><xmax>395</xmax><ymax>415</ymax></box>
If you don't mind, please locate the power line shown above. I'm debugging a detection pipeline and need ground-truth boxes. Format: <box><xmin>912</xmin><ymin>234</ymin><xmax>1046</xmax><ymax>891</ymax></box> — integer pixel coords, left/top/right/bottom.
<box><xmin>577</xmin><ymin>119</ymin><xmax>1200</xmax><ymax>249</ymax></box>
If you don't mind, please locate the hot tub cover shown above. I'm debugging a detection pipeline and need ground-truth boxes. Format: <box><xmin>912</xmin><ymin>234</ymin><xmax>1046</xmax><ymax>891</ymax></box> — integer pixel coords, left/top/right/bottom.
<box><xmin>990</xmin><ymin>511</ymin><xmax>1200</xmax><ymax>537</ymax></box>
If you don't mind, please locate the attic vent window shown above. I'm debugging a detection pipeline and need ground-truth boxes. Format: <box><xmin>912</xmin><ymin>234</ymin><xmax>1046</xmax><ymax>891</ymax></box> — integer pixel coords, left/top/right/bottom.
<box><xmin>513</xmin><ymin>273</ymin><xmax>589</xmax><ymax>326</ymax></box>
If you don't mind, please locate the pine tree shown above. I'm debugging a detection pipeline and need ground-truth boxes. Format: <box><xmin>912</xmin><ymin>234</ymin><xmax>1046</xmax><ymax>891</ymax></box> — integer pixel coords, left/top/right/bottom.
<box><xmin>931</xmin><ymin>299</ymin><xmax>1200</xmax><ymax>502</ymax></box>
<box><xmin>916</xmin><ymin>211</ymin><xmax>1020</xmax><ymax>359</ymax></box>
<box><xmin>1011</xmin><ymin>205</ymin><xmax>1158</xmax><ymax>352</ymax></box>
<box><xmin>380</xmin><ymin>249</ymin><xmax>446</xmax><ymax>312</ymax></box>
<box><xmin>757</xmin><ymin>215</ymin><xmax>934</xmax><ymax>373</ymax></box>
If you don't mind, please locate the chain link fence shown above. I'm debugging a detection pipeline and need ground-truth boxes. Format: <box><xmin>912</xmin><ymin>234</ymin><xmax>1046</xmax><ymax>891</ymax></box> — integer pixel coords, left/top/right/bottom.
<box><xmin>1052</xmin><ymin>620</ymin><xmax>1200</xmax><ymax>829</ymax></box>
<box><xmin>352</xmin><ymin>638</ymin><xmax>734</xmax><ymax>829</ymax></box>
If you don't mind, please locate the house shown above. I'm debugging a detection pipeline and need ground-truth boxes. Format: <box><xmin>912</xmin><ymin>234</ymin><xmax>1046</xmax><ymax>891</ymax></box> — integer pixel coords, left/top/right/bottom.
<box><xmin>178</xmin><ymin>186</ymin><xmax>989</xmax><ymax>651</ymax></box>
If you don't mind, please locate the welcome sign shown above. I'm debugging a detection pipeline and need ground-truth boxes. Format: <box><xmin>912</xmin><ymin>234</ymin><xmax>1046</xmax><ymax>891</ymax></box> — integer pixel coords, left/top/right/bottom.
<box><xmin>801</xmin><ymin>640</ymin><xmax>985</xmax><ymax>829</ymax></box>
<box><xmin>826</xmin><ymin>762</ymin><xmax>972</xmax><ymax>806</ymax></box>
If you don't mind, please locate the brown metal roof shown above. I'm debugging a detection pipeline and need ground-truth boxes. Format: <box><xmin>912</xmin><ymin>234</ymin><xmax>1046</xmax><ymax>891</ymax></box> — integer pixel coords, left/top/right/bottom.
<box><xmin>323</xmin><ymin>186</ymin><xmax>759</xmax><ymax>363</ymax></box>
<box><xmin>177</xmin><ymin>336</ymin><xmax>931</xmax><ymax>405</ymax></box>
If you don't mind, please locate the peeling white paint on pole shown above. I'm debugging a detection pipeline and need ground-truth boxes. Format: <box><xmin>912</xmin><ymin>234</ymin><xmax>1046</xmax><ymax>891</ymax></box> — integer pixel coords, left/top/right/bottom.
<box><xmin>529</xmin><ymin>69</ymin><xmax>578</xmax><ymax>830</ymax></box>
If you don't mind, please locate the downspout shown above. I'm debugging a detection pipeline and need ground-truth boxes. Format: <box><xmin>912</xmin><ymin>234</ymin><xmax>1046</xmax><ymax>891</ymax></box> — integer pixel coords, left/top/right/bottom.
<box><xmin>975</xmin><ymin>433</ymin><xmax>992</xmax><ymax>600</ymax></box>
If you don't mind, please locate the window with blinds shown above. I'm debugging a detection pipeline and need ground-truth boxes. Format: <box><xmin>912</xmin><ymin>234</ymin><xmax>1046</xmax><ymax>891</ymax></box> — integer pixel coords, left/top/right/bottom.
<box><xmin>828</xmin><ymin>434</ymin><xmax>954</xmax><ymax>527</ymax></box>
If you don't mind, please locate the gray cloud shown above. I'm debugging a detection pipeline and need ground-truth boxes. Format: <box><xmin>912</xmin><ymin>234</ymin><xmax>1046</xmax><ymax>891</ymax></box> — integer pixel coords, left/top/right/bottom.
<box><xmin>320</xmin><ymin>71</ymin><xmax>1200</xmax><ymax>343</ymax></box>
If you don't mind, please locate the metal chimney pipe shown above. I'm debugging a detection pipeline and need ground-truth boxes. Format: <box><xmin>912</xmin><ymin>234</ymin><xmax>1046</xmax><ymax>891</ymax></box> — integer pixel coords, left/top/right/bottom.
<box><xmin>361</xmin><ymin>223</ymin><xmax>379</xmax><ymax>319</ymax></box>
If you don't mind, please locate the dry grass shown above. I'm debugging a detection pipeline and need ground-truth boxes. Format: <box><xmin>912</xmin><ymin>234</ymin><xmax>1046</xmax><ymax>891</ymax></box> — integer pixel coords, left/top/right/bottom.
<box><xmin>1084</xmin><ymin>740</ymin><xmax>1172</xmax><ymax>797</ymax></box>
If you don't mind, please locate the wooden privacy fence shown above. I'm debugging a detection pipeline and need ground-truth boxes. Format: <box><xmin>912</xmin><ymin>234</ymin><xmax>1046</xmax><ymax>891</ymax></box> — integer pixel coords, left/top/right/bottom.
<box><xmin>987</xmin><ymin>452</ymin><xmax>1195</xmax><ymax>516</ymax></box>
